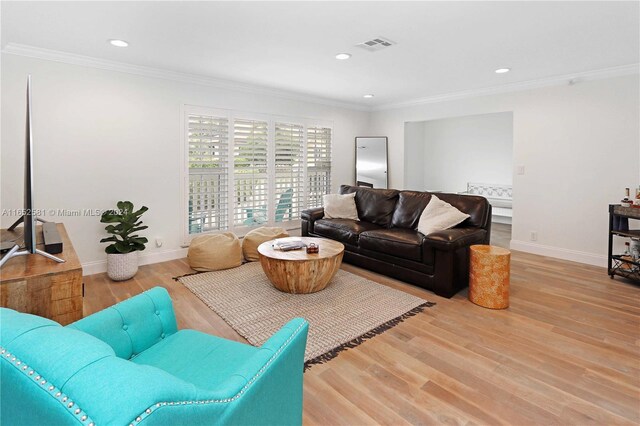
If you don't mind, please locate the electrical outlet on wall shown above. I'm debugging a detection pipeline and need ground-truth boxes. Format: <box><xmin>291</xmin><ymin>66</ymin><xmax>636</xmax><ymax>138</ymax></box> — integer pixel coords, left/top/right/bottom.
<box><xmin>530</xmin><ymin>231</ymin><xmax>538</xmax><ymax>242</ymax></box>
<box><xmin>517</xmin><ymin>165</ymin><xmax>525</xmax><ymax>175</ymax></box>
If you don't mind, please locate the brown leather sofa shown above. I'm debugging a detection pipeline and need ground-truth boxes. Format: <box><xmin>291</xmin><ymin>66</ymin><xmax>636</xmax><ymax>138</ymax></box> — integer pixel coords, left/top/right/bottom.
<box><xmin>301</xmin><ymin>185</ymin><xmax>492</xmax><ymax>298</ymax></box>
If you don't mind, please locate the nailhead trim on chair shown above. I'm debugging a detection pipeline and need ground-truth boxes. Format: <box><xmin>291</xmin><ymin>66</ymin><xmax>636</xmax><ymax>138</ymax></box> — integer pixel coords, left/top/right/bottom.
<box><xmin>128</xmin><ymin>320</ymin><xmax>308</xmax><ymax>425</ymax></box>
<box><xmin>0</xmin><ymin>347</ymin><xmax>95</xmax><ymax>425</ymax></box>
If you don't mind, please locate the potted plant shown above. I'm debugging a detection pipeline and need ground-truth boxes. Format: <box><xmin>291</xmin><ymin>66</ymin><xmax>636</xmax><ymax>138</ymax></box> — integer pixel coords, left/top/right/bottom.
<box><xmin>100</xmin><ymin>201</ymin><xmax>149</xmax><ymax>281</ymax></box>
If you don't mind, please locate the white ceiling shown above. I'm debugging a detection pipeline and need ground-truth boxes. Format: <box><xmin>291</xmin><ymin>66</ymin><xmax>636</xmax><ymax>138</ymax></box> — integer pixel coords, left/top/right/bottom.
<box><xmin>2</xmin><ymin>1</ymin><xmax>639</xmax><ymax>107</ymax></box>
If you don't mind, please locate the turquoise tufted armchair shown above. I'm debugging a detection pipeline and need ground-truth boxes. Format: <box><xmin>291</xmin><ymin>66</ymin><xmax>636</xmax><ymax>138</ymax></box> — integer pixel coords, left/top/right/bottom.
<box><xmin>0</xmin><ymin>287</ymin><xmax>308</xmax><ymax>426</ymax></box>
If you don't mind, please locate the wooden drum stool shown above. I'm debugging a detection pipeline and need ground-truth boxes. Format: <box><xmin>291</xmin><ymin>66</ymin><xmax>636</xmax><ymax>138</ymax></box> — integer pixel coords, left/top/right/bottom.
<box><xmin>469</xmin><ymin>245</ymin><xmax>511</xmax><ymax>309</ymax></box>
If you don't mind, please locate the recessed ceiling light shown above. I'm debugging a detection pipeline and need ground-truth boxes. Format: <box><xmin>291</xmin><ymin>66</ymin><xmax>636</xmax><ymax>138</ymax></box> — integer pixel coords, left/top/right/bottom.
<box><xmin>335</xmin><ymin>53</ymin><xmax>351</xmax><ymax>60</ymax></box>
<box><xmin>495</xmin><ymin>68</ymin><xmax>511</xmax><ymax>74</ymax></box>
<box><xmin>363</xmin><ymin>94</ymin><xmax>374</xmax><ymax>98</ymax></box>
<box><xmin>109</xmin><ymin>39</ymin><xmax>129</xmax><ymax>47</ymax></box>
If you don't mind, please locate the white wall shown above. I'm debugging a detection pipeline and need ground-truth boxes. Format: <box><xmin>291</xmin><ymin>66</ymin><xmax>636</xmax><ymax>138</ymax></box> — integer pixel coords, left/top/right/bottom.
<box><xmin>1</xmin><ymin>54</ymin><xmax>370</xmax><ymax>274</ymax></box>
<box><xmin>371</xmin><ymin>75</ymin><xmax>640</xmax><ymax>266</ymax></box>
<box><xmin>405</xmin><ymin>112</ymin><xmax>513</xmax><ymax>193</ymax></box>
<box><xmin>403</xmin><ymin>122</ymin><xmax>425</xmax><ymax>190</ymax></box>
<box><xmin>2</xmin><ymin>52</ymin><xmax>637</xmax><ymax>272</ymax></box>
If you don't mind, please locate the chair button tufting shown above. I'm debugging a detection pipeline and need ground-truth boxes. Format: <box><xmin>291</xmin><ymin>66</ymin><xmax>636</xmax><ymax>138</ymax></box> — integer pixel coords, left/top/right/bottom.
<box><xmin>122</xmin><ymin>325</ymin><xmax>128</xmax><ymax>331</ymax></box>
<box><xmin>161</xmin><ymin>333</ymin><xmax>165</xmax><ymax>338</ymax></box>
<box><xmin>155</xmin><ymin>310</ymin><xmax>160</xmax><ymax>315</ymax></box>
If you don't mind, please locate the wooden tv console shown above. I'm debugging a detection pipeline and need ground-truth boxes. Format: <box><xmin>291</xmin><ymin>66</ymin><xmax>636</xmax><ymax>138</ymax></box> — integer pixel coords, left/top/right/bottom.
<box><xmin>0</xmin><ymin>223</ymin><xmax>83</xmax><ymax>325</ymax></box>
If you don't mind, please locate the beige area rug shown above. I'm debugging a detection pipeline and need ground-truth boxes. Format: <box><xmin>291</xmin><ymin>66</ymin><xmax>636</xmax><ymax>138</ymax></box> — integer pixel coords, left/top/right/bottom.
<box><xmin>177</xmin><ymin>262</ymin><xmax>434</xmax><ymax>369</ymax></box>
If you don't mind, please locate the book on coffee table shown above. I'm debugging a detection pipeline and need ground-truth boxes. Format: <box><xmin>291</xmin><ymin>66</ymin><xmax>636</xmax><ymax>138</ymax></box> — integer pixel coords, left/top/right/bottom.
<box><xmin>275</xmin><ymin>241</ymin><xmax>307</xmax><ymax>251</ymax></box>
<box><xmin>276</xmin><ymin>241</ymin><xmax>306</xmax><ymax>251</ymax></box>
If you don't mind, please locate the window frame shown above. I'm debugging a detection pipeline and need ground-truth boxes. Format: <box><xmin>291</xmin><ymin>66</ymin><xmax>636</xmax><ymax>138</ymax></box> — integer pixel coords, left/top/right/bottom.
<box><xmin>181</xmin><ymin>105</ymin><xmax>333</xmax><ymax>244</ymax></box>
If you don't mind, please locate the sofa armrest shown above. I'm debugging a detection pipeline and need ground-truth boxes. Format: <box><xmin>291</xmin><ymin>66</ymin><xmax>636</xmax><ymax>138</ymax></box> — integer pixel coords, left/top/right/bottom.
<box><xmin>136</xmin><ymin>318</ymin><xmax>309</xmax><ymax>426</ymax></box>
<box><xmin>67</xmin><ymin>286</ymin><xmax>178</xmax><ymax>359</ymax></box>
<box><xmin>424</xmin><ymin>228</ymin><xmax>487</xmax><ymax>251</ymax></box>
<box><xmin>215</xmin><ymin>317</ymin><xmax>308</xmax><ymax>425</ymax></box>
<box><xmin>301</xmin><ymin>207</ymin><xmax>324</xmax><ymax>236</ymax></box>
<box><xmin>301</xmin><ymin>207</ymin><xmax>324</xmax><ymax>222</ymax></box>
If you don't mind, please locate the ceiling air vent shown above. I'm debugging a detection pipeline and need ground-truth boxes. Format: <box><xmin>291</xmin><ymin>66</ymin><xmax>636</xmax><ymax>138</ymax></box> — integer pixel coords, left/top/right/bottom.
<box><xmin>356</xmin><ymin>37</ymin><xmax>396</xmax><ymax>52</ymax></box>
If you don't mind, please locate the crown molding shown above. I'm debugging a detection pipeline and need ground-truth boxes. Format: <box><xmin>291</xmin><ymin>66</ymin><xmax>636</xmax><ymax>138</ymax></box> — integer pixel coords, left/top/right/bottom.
<box><xmin>373</xmin><ymin>63</ymin><xmax>640</xmax><ymax>111</ymax></box>
<box><xmin>1</xmin><ymin>43</ymin><xmax>371</xmax><ymax>112</ymax></box>
<box><xmin>3</xmin><ymin>43</ymin><xmax>638</xmax><ymax>114</ymax></box>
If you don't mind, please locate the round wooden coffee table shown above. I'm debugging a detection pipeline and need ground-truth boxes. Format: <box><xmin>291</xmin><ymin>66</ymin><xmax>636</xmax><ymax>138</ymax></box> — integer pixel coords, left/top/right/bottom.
<box><xmin>257</xmin><ymin>237</ymin><xmax>344</xmax><ymax>294</ymax></box>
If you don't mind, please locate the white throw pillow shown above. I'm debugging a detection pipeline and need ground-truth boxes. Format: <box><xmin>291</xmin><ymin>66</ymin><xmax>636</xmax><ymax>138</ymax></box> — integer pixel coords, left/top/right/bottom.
<box><xmin>323</xmin><ymin>193</ymin><xmax>359</xmax><ymax>220</ymax></box>
<box><xmin>417</xmin><ymin>195</ymin><xmax>470</xmax><ymax>236</ymax></box>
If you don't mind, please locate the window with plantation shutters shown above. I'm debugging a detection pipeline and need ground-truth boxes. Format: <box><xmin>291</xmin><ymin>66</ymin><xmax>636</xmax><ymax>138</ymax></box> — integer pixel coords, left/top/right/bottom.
<box><xmin>184</xmin><ymin>106</ymin><xmax>332</xmax><ymax>240</ymax></box>
<box><xmin>187</xmin><ymin>114</ymin><xmax>229</xmax><ymax>234</ymax></box>
<box><xmin>233</xmin><ymin>119</ymin><xmax>269</xmax><ymax>226</ymax></box>
<box><xmin>274</xmin><ymin>122</ymin><xmax>304</xmax><ymax>224</ymax></box>
<box><xmin>306</xmin><ymin>126</ymin><xmax>332</xmax><ymax>208</ymax></box>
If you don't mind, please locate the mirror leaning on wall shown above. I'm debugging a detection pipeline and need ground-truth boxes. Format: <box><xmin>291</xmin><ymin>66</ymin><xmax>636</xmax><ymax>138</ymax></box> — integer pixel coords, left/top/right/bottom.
<box><xmin>355</xmin><ymin>136</ymin><xmax>388</xmax><ymax>189</ymax></box>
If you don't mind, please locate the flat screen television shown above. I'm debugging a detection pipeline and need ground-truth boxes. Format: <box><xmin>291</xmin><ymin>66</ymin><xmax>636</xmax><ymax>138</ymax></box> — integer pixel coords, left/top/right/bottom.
<box><xmin>0</xmin><ymin>75</ymin><xmax>64</xmax><ymax>267</ymax></box>
<box><xmin>22</xmin><ymin>74</ymin><xmax>35</xmax><ymax>252</ymax></box>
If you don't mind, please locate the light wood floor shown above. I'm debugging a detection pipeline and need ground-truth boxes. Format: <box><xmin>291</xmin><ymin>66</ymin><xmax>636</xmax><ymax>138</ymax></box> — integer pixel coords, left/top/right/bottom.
<box><xmin>84</xmin><ymin>250</ymin><xmax>640</xmax><ymax>425</ymax></box>
<box><xmin>490</xmin><ymin>222</ymin><xmax>511</xmax><ymax>249</ymax></box>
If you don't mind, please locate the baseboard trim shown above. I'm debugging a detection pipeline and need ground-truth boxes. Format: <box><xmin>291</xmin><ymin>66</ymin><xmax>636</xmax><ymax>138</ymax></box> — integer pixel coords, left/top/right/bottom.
<box><xmin>509</xmin><ymin>240</ymin><xmax>606</xmax><ymax>268</ymax></box>
<box><xmin>82</xmin><ymin>241</ymin><xmax>606</xmax><ymax>274</ymax></box>
<box><xmin>82</xmin><ymin>248</ymin><xmax>188</xmax><ymax>276</ymax></box>
<box><xmin>84</xmin><ymin>227</ymin><xmax>303</xmax><ymax>276</ymax></box>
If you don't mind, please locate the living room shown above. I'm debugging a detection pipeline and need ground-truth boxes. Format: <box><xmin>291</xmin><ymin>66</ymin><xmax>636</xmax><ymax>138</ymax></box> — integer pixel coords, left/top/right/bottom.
<box><xmin>1</xmin><ymin>1</ymin><xmax>639</xmax><ymax>425</ymax></box>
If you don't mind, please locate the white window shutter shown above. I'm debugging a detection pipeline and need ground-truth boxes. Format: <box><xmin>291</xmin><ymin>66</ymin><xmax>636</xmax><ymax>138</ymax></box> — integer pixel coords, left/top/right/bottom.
<box><xmin>306</xmin><ymin>126</ymin><xmax>332</xmax><ymax>208</ymax></box>
<box><xmin>187</xmin><ymin>114</ymin><xmax>229</xmax><ymax>234</ymax></box>
<box><xmin>185</xmin><ymin>109</ymin><xmax>331</xmax><ymax>240</ymax></box>
<box><xmin>274</xmin><ymin>122</ymin><xmax>304</xmax><ymax>224</ymax></box>
<box><xmin>233</xmin><ymin>119</ymin><xmax>269</xmax><ymax>227</ymax></box>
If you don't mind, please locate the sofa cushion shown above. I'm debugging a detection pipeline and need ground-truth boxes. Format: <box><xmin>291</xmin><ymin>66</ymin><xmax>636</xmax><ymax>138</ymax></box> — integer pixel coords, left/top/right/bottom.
<box><xmin>417</xmin><ymin>195</ymin><xmax>470</xmax><ymax>236</ymax></box>
<box><xmin>435</xmin><ymin>193</ymin><xmax>489</xmax><ymax>228</ymax></box>
<box><xmin>132</xmin><ymin>329</ymin><xmax>259</xmax><ymax>390</ymax></box>
<box><xmin>391</xmin><ymin>191</ymin><xmax>433</xmax><ymax>229</ymax></box>
<box><xmin>340</xmin><ymin>185</ymin><xmax>399</xmax><ymax>228</ymax></box>
<box><xmin>314</xmin><ymin>219</ymin><xmax>382</xmax><ymax>246</ymax></box>
<box><xmin>323</xmin><ymin>192</ymin><xmax>359</xmax><ymax>220</ymax></box>
<box><xmin>353</xmin><ymin>246</ymin><xmax>435</xmax><ymax>272</ymax></box>
<box><xmin>359</xmin><ymin>229</ymin><xmax>425</xmax><ymax>262</ymax></box>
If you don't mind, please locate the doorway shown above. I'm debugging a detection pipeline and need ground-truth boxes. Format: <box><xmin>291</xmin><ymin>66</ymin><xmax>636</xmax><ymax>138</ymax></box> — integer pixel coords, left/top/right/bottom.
<box><xmin>404</xmin><ymin>112</ymin><xmax>514</xmax><ymax>248</ymax></box>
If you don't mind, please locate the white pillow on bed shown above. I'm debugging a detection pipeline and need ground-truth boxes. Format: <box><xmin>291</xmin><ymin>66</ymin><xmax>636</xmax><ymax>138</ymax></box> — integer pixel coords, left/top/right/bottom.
<box><xmin>417</xmin><ymin>195</ymin><xmax>469</xmax><ymax>236</ymax></box>
<box><xmin>323</xmin><ymin>193</ymin><xmax>359</xmax><ymax>220</ymax></box>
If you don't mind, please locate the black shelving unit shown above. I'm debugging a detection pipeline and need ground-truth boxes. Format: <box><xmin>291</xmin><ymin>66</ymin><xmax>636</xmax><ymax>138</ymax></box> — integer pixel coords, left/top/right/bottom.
<box><xmin>608</xmin><ymin>204</ymin><xmax>640</xmax><ymax>282</ymax></box>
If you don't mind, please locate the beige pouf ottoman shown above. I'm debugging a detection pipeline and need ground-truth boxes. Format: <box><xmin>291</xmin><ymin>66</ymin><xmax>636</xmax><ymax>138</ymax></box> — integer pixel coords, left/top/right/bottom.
<box><xmin>242</xmin><ymin>227</ymin><xmax>289</xmax><ymax>261</ymax></box>
<box><xmin>188</xmin><ymin>232</ymin><xmax>243</xmax><ymax>271</ymax></box>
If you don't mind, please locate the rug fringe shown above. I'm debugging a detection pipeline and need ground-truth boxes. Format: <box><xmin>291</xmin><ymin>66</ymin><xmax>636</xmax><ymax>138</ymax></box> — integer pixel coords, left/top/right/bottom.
<box><xmin>173</xmin><ymin>261</ymin><xmax>253</xmax><ymax>281</ymax></box>
<box><xmin>303</xmin><ymin>301</ymin><xmax>436</xmax><ymax>371</ymax></box>
<box><xmin>172</xmin><ymin>271</ymin><xmax>203</xmax><ymax>281</ymax></box>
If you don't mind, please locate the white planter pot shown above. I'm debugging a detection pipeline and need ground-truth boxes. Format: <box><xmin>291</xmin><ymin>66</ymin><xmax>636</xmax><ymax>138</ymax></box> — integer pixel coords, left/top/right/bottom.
<box><xmin>107</xmin><ymin>252</ymin><xmax>139</xmax><ymax>281</ymax></box>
